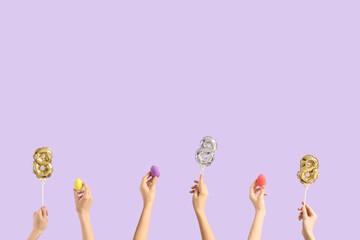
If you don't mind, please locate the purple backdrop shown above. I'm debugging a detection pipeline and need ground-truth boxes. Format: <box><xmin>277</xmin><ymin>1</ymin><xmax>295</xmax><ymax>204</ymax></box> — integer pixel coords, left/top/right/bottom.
<box><xmin>0</xmin><ymin>1</ymin><xmax>359</xmax><ymax>239</ymax></box>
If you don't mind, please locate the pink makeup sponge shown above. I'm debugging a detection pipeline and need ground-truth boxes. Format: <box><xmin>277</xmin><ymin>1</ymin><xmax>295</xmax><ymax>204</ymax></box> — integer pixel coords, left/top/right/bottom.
<box><xmin>150</xmin><ymin>165</ymin><xmax>160</xmax><ymax>178</ymax></box>
<box><xmin>256</xmin><ymin>174</ymin><xmax>266</xmax><ymax>187</ymax></box>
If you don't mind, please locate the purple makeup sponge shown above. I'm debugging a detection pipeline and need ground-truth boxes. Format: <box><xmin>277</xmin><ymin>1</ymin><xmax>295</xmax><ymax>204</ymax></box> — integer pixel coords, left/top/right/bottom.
<box><xmin>150</xmin><ymin>165</ymin><xmax>160</xmax><ymax>178</ymax></box>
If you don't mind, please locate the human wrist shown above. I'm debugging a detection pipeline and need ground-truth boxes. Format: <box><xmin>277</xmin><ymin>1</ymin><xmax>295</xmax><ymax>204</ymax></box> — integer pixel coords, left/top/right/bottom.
<box><xmin>255</xmin><ymin>209</ymin><xmax>266</xmax><ymax>216</ymax></box>
<box><xmin>143</xmin><ymin>201</ymin><xmax>154</xmax><ymax>209</ymax></box>
<box><xmin>195</xmin><ymin>208</ymin><xmax>206</xmax><ymax>217</ymax></box>
<box><xmin>28</xmin><ymin>229</ymin><xmax>42</xmax><ymax>240</ymax></box>
<box><xmin>78</xmin><ymin>212</ymin><xmax>90</xmax><ymax>221</ymax></box>
<box><xmin>303</xmin><ymin>231</ymin><xmax>315</xmax><ymax>240</ymax></box>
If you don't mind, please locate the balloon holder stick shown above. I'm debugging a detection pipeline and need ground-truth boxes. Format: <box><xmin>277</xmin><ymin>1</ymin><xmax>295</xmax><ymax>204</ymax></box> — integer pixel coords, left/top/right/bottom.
<box><xmin>303</xmin><ymin>183</ymin><xmax>310</xmax><ymax>207</ymax></box>
<box><xmin>40</xmin><ymin>179</ymin><xmax>46</xmax><ymax>206</ymax></box>
<box><xmin>200</xmin><ymin>165</ymin><xmax>205</xmax><ymax>174</ymax></box>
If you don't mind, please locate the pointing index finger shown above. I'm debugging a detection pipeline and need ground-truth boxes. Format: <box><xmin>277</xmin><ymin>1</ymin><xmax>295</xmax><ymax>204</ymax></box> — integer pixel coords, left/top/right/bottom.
<box><xmin>199</xmin><ymin>173</ymin><xmax>204</xmax><ymax>185</ymax></box>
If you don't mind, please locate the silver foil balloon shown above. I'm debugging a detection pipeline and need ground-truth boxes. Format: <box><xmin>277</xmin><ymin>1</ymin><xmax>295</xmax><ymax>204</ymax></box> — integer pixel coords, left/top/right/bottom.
<box><xmin>195</xmin><ymin>136</ymin><xmax>217</xmax><ymax>171</ymax></box>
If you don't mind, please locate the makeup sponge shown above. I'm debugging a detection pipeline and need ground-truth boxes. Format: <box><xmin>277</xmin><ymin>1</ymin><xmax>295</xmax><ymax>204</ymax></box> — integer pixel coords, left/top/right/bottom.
<box><xmin>74</xmin><ymin>178</ymin><xmax>83</xmax><ymax>191</ymax></box>
<box><xmin>150</xmin><ymin>165</ymin><xmax>160</xmax><ymax>178</ymax></box>
<box><xmin>256</xmin><ymin>174</ymin><xmax>266</xmax><ymax>187</ymax></box>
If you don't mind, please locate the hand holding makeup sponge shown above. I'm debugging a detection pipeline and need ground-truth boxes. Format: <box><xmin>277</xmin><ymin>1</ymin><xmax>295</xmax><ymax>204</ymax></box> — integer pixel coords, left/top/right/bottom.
<box><xmin>150</xmin><ymin>165</ymin><xmax>160</xmax><ymax>178</ymax></box>
<box><xmin>256</xmin><ymin>174</ymin><xmax>266</xmax><ymax>187</ymax></box>
<box><xmin>74</xmin><ymin>178</ymin><xmax>83</xmax><ymax>191</ymax></box>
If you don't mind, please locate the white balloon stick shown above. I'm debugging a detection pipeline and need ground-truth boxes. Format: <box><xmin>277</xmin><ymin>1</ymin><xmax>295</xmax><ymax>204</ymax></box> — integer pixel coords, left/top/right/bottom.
<box><xmin>40</xmin><ymin>179</ymin><xmax>46</xmax><ymax>206</ymax></box>
<box><xmin>303</xmin><ymin>183</ymin><xmax>310</xmax><ymax>206</ymax></box>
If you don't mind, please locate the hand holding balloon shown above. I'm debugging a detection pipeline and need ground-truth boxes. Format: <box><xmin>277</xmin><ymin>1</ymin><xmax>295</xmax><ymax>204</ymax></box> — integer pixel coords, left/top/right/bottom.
<box><xmin>189</xmin><ymin>173</ymin><xmax>216</xmax><ymax>240</ymax></box>
<box><xmin>189</xmin><ymin>173</ymin><xmax>209</xmax><ymax>215</ymax></box>
<box><xmin>27</xmin><ymin>206</ymin><xmax>48</xmax><ymax>240</ymax></box>
<box><xmin>298</xmin><ymin>202</ymin><xmax>317</xmax><ymax>240</ymax></box>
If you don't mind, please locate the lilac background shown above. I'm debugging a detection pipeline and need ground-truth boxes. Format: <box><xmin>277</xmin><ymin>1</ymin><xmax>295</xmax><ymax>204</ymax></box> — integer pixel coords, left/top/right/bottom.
<box><xmin>1</xmin><ymin>1</ymin><xmax>359</xmax><ymax>239</ymax></box>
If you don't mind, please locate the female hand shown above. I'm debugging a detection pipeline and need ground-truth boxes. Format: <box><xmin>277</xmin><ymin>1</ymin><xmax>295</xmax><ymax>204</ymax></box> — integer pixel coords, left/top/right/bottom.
<box><xmin>27</xmin><ymin>206</ymin><xmax>48</xmax><ymax>240</ymax></box>
<box><xmin>74</xmin><ymin>182</ymin><xmax>93</xmax><ymax>216</ymax></box>
<box><xmin>33</xmin><ymin>206</ymin><xmax>48</xmax><ymax>232</ymax></box>
<box><xmin>298</xmin><ymin>202</ymin><xmax>317</xmax><ymax>240</ymax></box>
<box><xmin>140</xmin><ymin>171</ymin><xmax>158</xmax><ymax>207</ymax></box>
<box><xmin>249</xmin><ymin>180</ymin><xmax>267</xmax><ymax>214</ymax></box>
<box><xmin>190</xmin><ymin>173</ymin><xmax>208</xmax><ymax>214</ymax></box>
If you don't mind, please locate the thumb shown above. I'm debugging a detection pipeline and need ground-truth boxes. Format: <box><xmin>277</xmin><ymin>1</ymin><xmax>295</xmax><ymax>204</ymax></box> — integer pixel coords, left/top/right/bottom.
<box><xmin>150</xmin><ymin>177</ymin><xmax>158</xmax><ymax>189</ymax></box>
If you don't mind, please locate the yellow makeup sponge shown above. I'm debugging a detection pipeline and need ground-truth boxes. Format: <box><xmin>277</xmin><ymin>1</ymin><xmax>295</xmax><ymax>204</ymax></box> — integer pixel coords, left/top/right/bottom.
<box><xmin>74</xmin><ymin>178</ymin><xmax>83</xmax><ymax>191</ymax></box>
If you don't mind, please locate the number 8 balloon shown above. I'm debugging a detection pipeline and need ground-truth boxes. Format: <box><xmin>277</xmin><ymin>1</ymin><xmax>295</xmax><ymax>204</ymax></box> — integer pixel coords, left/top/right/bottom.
<box><xmin>32</xmin><ymin>147</ymin><xmax>54</xmax><ymax>206</ymax></box>
<box><xmin>297</xmin><ymin>154</ymin><xmax>319</xmax><ymax>206</ymax></box>
<box><xmin>195</xmin><ymin>136</ymin><xmax>217</xmax><ymax>172</ymax></box>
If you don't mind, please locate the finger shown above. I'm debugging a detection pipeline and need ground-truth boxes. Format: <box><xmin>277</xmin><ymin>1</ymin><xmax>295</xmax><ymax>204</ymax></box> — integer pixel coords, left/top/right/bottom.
<box><xmin>259</xmin><ymin>186</ymin><xmax>266</xmax><ymax>198</ymax></box>
<box><xmin>41</xmin><ymin>206</ymin><xmax>46</xmax><ymax>217</ymax></box>
<box><xmin>254</xmin><ymin>188</ymin><xmax>268</xmax><ymax>196</ymax></box>
<box><xmin>249</xmin><ymin>180</ymin><xmax>256</xmax><ymax>198</ymax></box>
<box><xmin>147</xmin><ymin>177</ymin><xmax>153</xmax><ymax>187</ymax></box>
<box><xmin>189</xmin><ymin>190</ymin><xmax>195</xmax><ymax>193</ymax></box>
<box><xmin>150</xmin><ymin>177</ymin><xmax>158</xmax><ymax>189</ymax></box>
<box><xmin>83</xmin><ymin>182</ymin><xmax>91</xmax><ymax>197</ymax></box>
<box><xmin>36</xmin><ymin>209</ymin><xmax>42</xmax><ymax>217</ymax></box>
<box><xmin>74</xmin><ymin>189</ymin><xmax>79</xmax><ymax>205</ymax></box>
<box><xmin>303</xmin><ymin>202</ymin><xmax>315</xmax><ymax>216</ymax></box>
<box><xmin>194</xmin><ymin>180</ymin><xmax>199</xmax><ymax>183</ymax></box>
<box><xmin>199</xmin><ymin>173</ymin><xmax>204</xmax><ymax>185</ymax></box>
<box><xmin>255</xmin><ymin>188</ymin><xmax>261</xmax><ymax>193</ymax></box>
<box><xmin>250</xmin><ymin>180</ymin><xmax>257</xmax><ymax>192</ymax></box>
<box><xmin>142</xmin><ymin>172</ymin><xmax>151</xmax><ymax>185</ymax></box>
<box><xmin>302</xmin><ymin>205</ymin><xmax>308</xmax><ymax>218</ymax></box>
<box><xmin>194</xmin><ymin>187</ymin><xmax>199</xmax><ymax>197</ymax></box>
<box><xmin>191</xmin><ymin>185</ymin><xmax>198</xmax><ymax>189</ymax></box>
<box><xmin>250</xmin><ymin>180</ymin><xmax>256</xmax><ymax>189</ymax></box>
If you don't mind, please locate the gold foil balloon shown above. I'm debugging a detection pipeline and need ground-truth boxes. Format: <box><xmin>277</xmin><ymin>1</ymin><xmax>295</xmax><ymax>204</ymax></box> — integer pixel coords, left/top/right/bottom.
<box><xmin>195</xmin><ymin>136</ymin><xmax>217</xmax><ymax>172</ymax></box>
<box><xmin>33</xmin><ymin>147</ymin><xmax>54</xmax><ymax>179</ymax></box>
<box><xmin>297</xmin><ymin>154</ymin><xmax>319</xmax><ymax>184</ymax></box>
